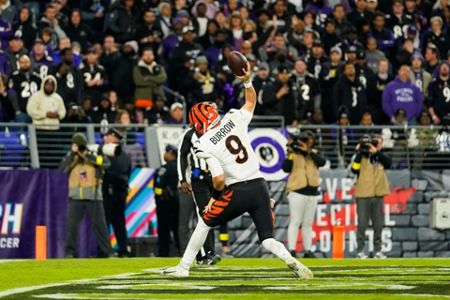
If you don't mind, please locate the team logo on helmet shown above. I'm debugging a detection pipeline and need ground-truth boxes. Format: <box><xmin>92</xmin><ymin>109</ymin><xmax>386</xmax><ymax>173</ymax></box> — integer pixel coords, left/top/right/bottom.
<box><xmin>188</xmin><ymin>102</ymin><xmax>220</xmax><ymax>135</ymax></box>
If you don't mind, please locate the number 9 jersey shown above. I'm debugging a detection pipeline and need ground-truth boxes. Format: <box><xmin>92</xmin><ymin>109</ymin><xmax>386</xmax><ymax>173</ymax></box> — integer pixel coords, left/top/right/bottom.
<box><xmin>193</xmin><ymin>108</ymin><xmax>261</xmax><ymax>186</ymax></box>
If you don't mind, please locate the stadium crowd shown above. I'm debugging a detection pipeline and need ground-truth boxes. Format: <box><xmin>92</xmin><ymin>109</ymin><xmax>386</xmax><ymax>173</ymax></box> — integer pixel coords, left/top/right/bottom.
<box><xmin>0</xmin><ymin>0</ymin><xmax>448</xmax><ymax>129</ymax></box>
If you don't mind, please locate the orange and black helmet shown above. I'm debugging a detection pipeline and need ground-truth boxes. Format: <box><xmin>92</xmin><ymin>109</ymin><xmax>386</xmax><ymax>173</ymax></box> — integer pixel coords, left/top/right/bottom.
<box><xmin>188</xmin><ymin>102</ymin><xmax>220</xmax><ymax>135</ymax></box>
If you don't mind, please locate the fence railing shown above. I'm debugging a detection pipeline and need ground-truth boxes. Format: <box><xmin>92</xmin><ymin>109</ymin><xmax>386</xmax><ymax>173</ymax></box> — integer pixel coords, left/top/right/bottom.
<box><xmin>0</xmin><ymin>123</ymin><xmax>448</xmax><ymax>170</ymax></box>
<box><xmin>292</xmin><ymin>124</ymin><xmax>448</xmax><ymax>170</ymax></box>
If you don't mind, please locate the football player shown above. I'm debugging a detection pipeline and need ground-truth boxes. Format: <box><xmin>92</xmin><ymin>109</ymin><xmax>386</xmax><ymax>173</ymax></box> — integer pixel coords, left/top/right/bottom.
<box><xmin>162</xmin><ymin>62</ymin><xmax>313</xmax><ymax>279</ymax></box>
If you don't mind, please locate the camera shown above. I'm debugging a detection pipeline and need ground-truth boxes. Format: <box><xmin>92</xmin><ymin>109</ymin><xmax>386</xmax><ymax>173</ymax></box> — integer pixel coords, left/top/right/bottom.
<box><xmin>359</xmin><ymin>135</ymin><xmax>378</xmax><ymax>156</ymax></box>
<box><xmin>86</xmin><ymin>143</ymin><xmax>121</xmax><ymax>157</ymax></box>
<box><xmin>289</xmin><ymin>131</ymin><xmax>314</xmax><ymax>153</ymax></box>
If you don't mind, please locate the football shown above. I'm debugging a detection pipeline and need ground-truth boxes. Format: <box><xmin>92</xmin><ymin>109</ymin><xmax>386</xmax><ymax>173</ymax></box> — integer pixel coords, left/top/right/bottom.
<box><xmin>227</xmin><ymin>51</ymin><xmax>248</xmax><ymax>76</ymax></box>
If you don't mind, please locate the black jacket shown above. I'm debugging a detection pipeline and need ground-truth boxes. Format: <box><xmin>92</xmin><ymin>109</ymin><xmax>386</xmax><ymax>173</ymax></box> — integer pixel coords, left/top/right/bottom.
<box><xmin>332</xmin><ymin>75</ymin><xmax>368</xmax><ymax>124</ymax></box>
<box><xmin>154</xmin><ymin>159</ymin><xmax>178</xmax><ymax>202</ymax></box>
<box><xmin>262</xmin><ymin>80</ymin><xmax>298</xmax><ymax>125</ymax></box>
<box><xmin>7</xmin><ymin>70</ymin><xmax>41</xmax><ymax>112</ymax></box>
<box><xmin>134</xmin><ymin>22</ymin><xmax>163</xmax><ymax>54</ymax></box>
<box><xmin>168</xmin><ymin>41</ymin><xmax>203</xmax><ymax>88</ymax></box>
<box><xmin>64</xmin><ymin>22</ymin><xmax>97</xmax><ymax>53</ymax></box>
<box><xmin>51</xmin><ymin>64</ymin><xmax>84</xmax><ymax>106</ymax></box>
<box><xmin>80</xmin><ymin>63</ymin><xmax>108</xmax><ymax>105</ymax></box>
<box><xmin>104</xmin><ymin>146</ymin><xmax>132</xmax><ymax>187</ymax></box>
<box><xmin>105</xmin><ymin>1</ymin><xmax>139</xmax><ymax>43</ymax></box>
<box><xmin>292</xmin><ymin>73</ymin><xmax>320</xmax><ymax>121</ymax></box>
<box><xmin>426</xmin><ymin>77</ymin><xmax>450</xmax><ymax>120</ymax></box>
<box><xmin>12</xmin><ymin>16</ymin><xmax>37</xmax><ymax>51</ymax></box>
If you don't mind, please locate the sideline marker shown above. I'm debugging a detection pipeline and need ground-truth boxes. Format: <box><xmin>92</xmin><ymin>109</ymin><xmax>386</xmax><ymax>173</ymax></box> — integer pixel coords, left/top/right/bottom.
<box><xmin>35</xmin><ymin>225</ymin><xmax>47</xmax><ymax>261</ymax></box>
<box><xmin>332</xmin><ymin>222</ymin><xmax>345</xmax><ymax>259</ymax></box>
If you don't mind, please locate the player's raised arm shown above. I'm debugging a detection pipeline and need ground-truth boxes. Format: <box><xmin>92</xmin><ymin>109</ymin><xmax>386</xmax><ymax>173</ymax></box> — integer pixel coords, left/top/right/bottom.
<box><xmin>237</xmin><ymin>61</ymin><xmax>257</xmax><ymax>113</ymax></box>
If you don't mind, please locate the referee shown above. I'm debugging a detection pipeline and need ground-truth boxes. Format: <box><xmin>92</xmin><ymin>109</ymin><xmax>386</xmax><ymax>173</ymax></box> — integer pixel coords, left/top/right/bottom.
<box><xmin>178</xmin><ymin>127</ymin><xmax>222</xmax><ymax>264</ymax></box>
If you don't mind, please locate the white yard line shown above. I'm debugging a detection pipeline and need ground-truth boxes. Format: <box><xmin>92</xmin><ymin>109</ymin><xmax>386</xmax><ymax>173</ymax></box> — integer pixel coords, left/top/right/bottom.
<box><xmin>0</xmin><ymin>272</ymin><xmax>141</xmax><ymax>298</ymax></box>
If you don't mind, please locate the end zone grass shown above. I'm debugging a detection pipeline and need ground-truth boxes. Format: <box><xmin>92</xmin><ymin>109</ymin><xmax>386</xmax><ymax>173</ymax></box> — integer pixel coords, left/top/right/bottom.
<box><xmin>0</xmin><ymin>258</ymin><xmax>449</xmax><ymax>299</ymax></box>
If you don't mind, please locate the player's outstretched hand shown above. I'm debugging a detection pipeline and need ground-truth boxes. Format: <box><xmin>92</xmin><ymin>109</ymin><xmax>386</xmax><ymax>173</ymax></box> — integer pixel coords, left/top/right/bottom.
<box><xmin>203</xmin><ymin>198</ymin><xmax>216</xmax><ymax>214</ymax></box>
<box><xmin>236</xmin><ymin>61</ymin><xmax>251</xmax><ymax>83</ymax></box>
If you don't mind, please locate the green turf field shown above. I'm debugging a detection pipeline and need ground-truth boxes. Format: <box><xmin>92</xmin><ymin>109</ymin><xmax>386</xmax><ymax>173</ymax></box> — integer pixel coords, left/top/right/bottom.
<box><xmin>0</xmin><ymin>258</ymin><xmax>449</xmax><ymax>299</ymax></box>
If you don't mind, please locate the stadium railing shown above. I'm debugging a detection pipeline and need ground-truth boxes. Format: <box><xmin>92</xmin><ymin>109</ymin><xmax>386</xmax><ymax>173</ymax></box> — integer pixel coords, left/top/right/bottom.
<box><xmin>0</xmin><ymin>122</ymin><xmax>448</xmax><ymax>170</ymax></box>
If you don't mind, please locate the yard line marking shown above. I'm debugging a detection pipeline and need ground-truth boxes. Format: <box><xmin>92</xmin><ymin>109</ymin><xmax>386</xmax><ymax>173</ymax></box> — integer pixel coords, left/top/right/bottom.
<box><xmin>0</xmin><ymin>283</ymin><xmax>68</xmax><ymax>298</ymax></box>
<box><xmin>0</xmin><ymin>272</ymin><xmax>140</xmax><ymax>297</ymax></box>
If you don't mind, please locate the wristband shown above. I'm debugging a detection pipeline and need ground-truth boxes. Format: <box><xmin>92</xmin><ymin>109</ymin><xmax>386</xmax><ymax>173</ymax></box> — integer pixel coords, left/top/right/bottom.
<box><xmin>244</xmin><ymin>80</ymin><xmax>253</xmax><ymax>89</ymax></box>
<box><xmin>212</xmin><ymin>188</ymin><xmax>223</xmax><ymax>199</ymax></box>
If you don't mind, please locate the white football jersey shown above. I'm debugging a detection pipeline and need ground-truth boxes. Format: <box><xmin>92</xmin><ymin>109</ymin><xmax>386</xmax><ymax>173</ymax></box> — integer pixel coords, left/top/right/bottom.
<box><xmin>194</xmin><ymin>108</ymin><xmax>261</xmax><ymax>186</ymax></box>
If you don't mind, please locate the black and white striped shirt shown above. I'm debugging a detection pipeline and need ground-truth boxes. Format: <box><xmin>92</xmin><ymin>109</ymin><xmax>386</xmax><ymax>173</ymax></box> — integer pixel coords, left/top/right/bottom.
<box><xmin>177</xmin><ymin>128</ymin><xmax>209</xmax><ymax>183</ymax></box>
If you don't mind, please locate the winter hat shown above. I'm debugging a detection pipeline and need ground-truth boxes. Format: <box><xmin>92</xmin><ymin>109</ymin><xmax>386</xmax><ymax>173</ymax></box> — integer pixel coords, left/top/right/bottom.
<box><xmin>411</xmin><ymin>51</ymin><xmax>424</xmax><ymax>62</ymax></box>
<box><xmin>72</xmin><ymin>133</ymin><xmax>88</xmax><ymax>146</ymax></box>
<box><xmin>124</xmin><ymin>40</ymin><xmax>139</xmax><ymax>54</ymax></box>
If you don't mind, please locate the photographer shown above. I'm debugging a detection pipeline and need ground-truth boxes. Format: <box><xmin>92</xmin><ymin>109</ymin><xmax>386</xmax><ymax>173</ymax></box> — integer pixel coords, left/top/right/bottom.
<box><xmin>102</xmin><ymin>128</ymin><xmax>131</xmax><ymax>257</ymax></box>
<box><xmin>283</xmin><ymin>131</ymin><xmax>326</xmax><ymax>258</ymax></box>
<box><xmin>59</xmin><ymin>133</ymin><xmax>113</xmax><ymax>258</ymax></box>
<box><xmin>351</xmin><ymin>134</ymin><xmax>391</xmax><ymax>259</ymax></box>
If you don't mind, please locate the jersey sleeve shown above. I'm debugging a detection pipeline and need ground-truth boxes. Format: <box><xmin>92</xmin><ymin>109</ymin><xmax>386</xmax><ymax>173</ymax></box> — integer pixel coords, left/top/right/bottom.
<box><xmin>205</xmin><ymin>156</ymin><xmax>224</xmax><ymax>177</ymax></box>
<box><xmin>193</xmin><ymin>139</ymin><xmax>212</xmax><ymax>160</ymax></box>
<box><xmin>228</xmin><ymin>108</ymin><xmax>253</xmax><ymax>127</ymax></box>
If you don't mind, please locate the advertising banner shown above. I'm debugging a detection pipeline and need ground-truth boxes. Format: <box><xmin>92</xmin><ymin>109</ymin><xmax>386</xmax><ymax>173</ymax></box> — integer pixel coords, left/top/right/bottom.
<box><xmin>0</xmin><ymin>170</ymin><xmax>68</xmax><ymax>258</ymax></box>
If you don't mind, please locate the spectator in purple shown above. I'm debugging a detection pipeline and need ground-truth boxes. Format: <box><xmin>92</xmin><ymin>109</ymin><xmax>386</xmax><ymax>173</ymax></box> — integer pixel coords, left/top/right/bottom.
<box><xmin>30</xmin><ymin>39</ymin><xmax>54</xmax><ymax>79</ymax></box>
<box><xmin>382</xmin><ymin>64</ymin><xmax>423</xmax><ymax>123</ymax></box>
<box><xmin>0</xmin><ymin>12</ymin><xmax>12</xmax><ymax>50</ymax></box>
<box><xmin>6</xmin><ymin>36</ymin><xmax>28</xmax><ymax>74</ymax></box>
<box><xmin>0</xmin><ymin>47</ymin><xmax>10</xmax><ymax>75</ymax></box>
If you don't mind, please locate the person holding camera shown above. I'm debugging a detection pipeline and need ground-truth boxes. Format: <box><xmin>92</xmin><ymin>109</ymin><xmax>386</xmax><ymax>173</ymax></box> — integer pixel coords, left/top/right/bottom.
<box><xmin>283</xmin><ymin>131</ymin><xmax>326</xmax><ymax>258</ymax></box>
<box><xmin>102</xmin><ymin>128</ymin><xmax>131</xmax><ymax>257</ymax></box>
<box><xmin>59</xmin><ymin>133</ymin><xmax>113</xmax><ymax>258</ymax></box>
<box><xmin>351</xmin><ymin>134</ymin><xmax>392</xmax><ymax>259</ymax></box>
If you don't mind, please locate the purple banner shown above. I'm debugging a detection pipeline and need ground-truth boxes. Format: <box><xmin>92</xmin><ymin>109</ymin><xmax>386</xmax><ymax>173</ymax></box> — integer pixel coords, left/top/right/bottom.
<box><xmin>0</xmin><ymin>170</ymin><xmax>68</xmax><ymax>258</ymax></box>
<box><xmin>0</xmin><ymin>170</ymin><xmax>101</xmax><ymax>258</ymax></box>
